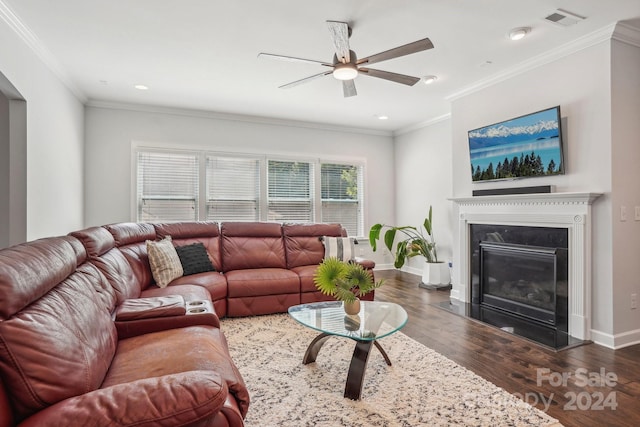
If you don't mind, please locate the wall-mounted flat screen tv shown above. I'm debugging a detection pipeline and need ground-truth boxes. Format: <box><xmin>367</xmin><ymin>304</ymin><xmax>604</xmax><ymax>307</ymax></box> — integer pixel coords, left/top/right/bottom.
<box><xmin>468</xmin><ymin>106</ymin><xmax>564</xmax><ymax>182</ymax></box>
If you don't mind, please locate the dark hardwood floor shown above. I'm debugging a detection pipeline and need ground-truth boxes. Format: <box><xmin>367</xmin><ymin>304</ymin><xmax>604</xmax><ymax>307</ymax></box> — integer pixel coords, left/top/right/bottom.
<box><xmin>373</xmin><ymin>270</ymin><xmax>640</xmax><ymax>427</ymax></box>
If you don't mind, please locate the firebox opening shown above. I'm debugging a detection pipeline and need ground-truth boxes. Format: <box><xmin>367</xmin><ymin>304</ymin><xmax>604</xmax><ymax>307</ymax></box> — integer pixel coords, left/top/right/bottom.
<box><xmin>479</xmin><ymin>241</ymin><xmax>568</xmax><ymax>329</ymax></box>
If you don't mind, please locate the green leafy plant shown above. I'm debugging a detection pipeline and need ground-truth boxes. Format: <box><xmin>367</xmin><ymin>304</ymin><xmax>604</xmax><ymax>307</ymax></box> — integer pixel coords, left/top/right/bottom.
<box><xmin>369</xmin><ymin>205</ymin><xmax>439</xmax><ymax>267</ymax></box>
<box><xmin>313</xmin><ymin>258</ymin><xmax>384</xmax><ymax>303</ymax></box>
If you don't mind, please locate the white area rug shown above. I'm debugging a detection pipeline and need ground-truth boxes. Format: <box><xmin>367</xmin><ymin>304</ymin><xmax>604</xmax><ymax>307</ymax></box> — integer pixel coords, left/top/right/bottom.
<box><xmin>221</xmin><ymin>314</ymin><xmax>562</xmax><ymax>427</ymax></box>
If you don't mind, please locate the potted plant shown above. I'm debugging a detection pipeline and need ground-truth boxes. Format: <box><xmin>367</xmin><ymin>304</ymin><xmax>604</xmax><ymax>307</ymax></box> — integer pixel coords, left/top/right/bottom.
<box><xmin>369</xmin><ymin>205</ymin><xmax>450</xmax><ymax>288</ymax></box>
<box><xmin>313</xmin><ymin>258</ymin><xmax>384</xmax><ymax>314</ymax></box>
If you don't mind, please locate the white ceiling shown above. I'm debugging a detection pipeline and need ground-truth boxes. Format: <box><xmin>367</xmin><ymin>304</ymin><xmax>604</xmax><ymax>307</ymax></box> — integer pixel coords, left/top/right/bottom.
<box><xmin>3</xmin><ymin>0</ymin><xmax>640</xmax><ymax>132</ymax></box>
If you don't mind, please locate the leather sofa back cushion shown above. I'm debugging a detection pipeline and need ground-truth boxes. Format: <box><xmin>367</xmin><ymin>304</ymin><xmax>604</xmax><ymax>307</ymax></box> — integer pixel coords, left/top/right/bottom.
<box><xmin>283</xmin><ymin>223</ymin><xmax>344</xmax><ymax>268</ymax></box>
<box><xmin>0</xmin><ymin>375</ymin><xmax>12</xmax><ymax>427</ymax></box>
<box><xmin>107</xmin><ymin>222</ymin><xmax>156</xmax><ymax>246</ymax></box>
<box><xmin>70</xmin><ymin>226</ymin><xmax>116</xmax><ymax>257</ymax></box>
<box><xmin>106</xmin><ymin>223</ymin><xmax>157</xmax><ymax>291</ymax></box>
<box><xmin>0</xmin><ymin>264</ymin><xmax>117</xmax><ymax>421</ymax></box>
<box><xmin>0</xmin><ymin>237</ymin><xmax>83</xmax><ymax>320</ymax></box>
<box><xmin>221</xmin><ymin>222</ymin><xmax>286</xmax><ymax>271</ymax></box>
<box><xmin>71</xmin><ymin>226</ymin><xmax>142</xmax><ymax>305</ymax></box>
<box><xmin>155</xmin><ymin>222</ymin><xmax>222</xmax><ymax>270</ymax></box>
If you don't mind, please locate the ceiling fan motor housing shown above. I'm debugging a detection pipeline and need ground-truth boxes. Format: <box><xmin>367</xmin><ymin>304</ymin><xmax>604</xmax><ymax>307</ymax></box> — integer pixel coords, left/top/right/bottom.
<box><xmin>332</xmin><ymin>50</ymin><xmax>358</xmax><ymax>80</ymax></box>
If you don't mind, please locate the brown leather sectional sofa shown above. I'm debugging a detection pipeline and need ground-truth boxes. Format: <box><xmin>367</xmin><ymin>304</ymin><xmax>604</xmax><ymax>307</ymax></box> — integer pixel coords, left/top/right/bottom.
<box><xmin>0</xmin><ymin>221</ymin><xmax>374</xmax><ymax>426</ymax></box>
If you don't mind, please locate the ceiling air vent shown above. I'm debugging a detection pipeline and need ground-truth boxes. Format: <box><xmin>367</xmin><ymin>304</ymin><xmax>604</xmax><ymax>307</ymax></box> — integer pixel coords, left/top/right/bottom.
<box><xmin>544</xmin><ymin>8</ymin><xmax>586</xmax><ymax>27</ymax></box>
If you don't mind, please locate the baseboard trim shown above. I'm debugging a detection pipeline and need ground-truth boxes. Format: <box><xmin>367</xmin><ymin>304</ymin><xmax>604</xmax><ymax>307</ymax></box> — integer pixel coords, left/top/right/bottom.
<box><xmin>590</xmin><ymin>328</ymin><xmax>640</xmax><ymax>349</ymax></box>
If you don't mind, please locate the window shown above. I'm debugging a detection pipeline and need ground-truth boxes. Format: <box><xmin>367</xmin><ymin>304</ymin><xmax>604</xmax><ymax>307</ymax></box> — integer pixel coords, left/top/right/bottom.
<box><xmin>267</xmin><ymin>160</ymin><xmax>313</xmax><ymax>222</ymax></box>
<box><xmin>135</xmin><ymin>148</ymin><xmax>365</xmax><ymax>235</ymax></box>
<box><xmin>206</xmin><ymin>156</ymin><xmax>260</xmax><ymax>221</ymax></box>
<box><xmin>320</xmin><ymin>163</ymin><xmax>362</xmax><ymax>236</ymax></box>
<box><xmin>137</xmin><ymin>151</ymin><xmax>198</xmax><ymax>222</ymax></box>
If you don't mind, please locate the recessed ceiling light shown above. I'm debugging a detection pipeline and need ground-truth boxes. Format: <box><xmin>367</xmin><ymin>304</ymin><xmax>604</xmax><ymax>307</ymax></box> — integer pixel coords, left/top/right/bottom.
<box><xmin>423</xmin><ymin>75</ymin><xmax>438</xmax><ymax>85</ymax></box>
<box><xmin>508</xmin><ymin>27</ymin><xmax>530</xmax><ymax>41</ymax></box>
<box><xmin>134</xmin><ymin>84</ymin><xmax>149</xmax><ymax>90</ymax></box>
<box><xmin>376</xmin><ymin>115</ymin><xmax>389</xmax><ymax>120</ymax></box>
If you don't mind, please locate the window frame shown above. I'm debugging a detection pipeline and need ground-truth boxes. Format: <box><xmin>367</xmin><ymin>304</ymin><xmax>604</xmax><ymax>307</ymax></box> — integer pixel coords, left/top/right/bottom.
<box><xmin>132</xmin><ymin>143</ymin><xmax>366</xmax><ymax>236</ymax></box>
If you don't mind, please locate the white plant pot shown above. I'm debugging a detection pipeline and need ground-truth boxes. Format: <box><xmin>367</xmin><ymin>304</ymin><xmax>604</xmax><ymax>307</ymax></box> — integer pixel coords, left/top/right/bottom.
<box><xmin>419</xmin><ymin>261</ymin><xmax>451</xmax><ymax>289</ymax></box>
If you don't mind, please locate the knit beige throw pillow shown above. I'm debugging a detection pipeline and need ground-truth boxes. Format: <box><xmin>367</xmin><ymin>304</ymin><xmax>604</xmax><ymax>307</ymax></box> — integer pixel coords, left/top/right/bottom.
<box><xmin>146</xmin><ymin>236</ymin><xmax>183</xmax><ymax>288</ymax></box>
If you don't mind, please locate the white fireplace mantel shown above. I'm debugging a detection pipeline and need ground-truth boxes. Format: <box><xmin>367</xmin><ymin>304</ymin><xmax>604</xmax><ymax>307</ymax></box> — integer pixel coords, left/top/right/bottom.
<box><xmin>449</xmin><ymin>192</ymin><xmax>602</xmax><ymax>340</ymax></box>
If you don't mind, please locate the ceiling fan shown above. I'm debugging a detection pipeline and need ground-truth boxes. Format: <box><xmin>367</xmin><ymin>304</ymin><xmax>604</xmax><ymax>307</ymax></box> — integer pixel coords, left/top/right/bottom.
<box><xmin>258</xmin><ymin>20</ymin><xmax>434</xmax><ymax>97</ymax></box>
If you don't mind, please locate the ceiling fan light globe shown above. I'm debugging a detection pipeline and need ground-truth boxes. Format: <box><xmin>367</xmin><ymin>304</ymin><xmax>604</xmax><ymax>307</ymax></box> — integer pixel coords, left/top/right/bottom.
<box><xmin>333</xmin><ymin>64</ymin><xmax>358</xmax><ymax>81</ymax></box>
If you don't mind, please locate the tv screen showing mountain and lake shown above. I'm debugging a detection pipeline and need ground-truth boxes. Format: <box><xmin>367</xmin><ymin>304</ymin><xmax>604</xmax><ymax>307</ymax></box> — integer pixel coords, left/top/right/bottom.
<box><xmin>468</xmin><ymin>106</ymin><xmax>564</xmax><ymax>182</ymax></box>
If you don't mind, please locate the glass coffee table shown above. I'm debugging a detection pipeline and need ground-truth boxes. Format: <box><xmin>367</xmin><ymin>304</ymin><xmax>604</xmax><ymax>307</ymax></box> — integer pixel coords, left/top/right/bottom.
<box><xmin>288</xmin><ymin>300</ymin><xmax>408</xmax><ymax>400</ymax></box>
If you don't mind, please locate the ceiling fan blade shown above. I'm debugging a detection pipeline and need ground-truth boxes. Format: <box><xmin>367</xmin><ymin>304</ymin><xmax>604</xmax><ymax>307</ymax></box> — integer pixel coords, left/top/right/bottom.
<box><xmin>359</xmin><ymin>68</ymin><xmax>421</xmax><ymax>86</ymax></box>
<box><xmin>326</xmin><ymin>20</ymin><xmax>351</xmax><ymax>63</ymax></box>
<box><xmin>342</xmin><ymin>80</ymin><xmax>357</xmax><ymax>97</ymax></box>
<box><xmin>258</xmin><ymin>53</ymin><xmax>332</xmax><ymax>67</ymax></box>
<box><xmin>278</xmin><ymin>70</ymin><xmax>333</xmax><ymax>89</ymax></box>
<box><xmin>357</xmin><ymin>38</ymin><xmax>434</xmax><ymax>66</ymax></box>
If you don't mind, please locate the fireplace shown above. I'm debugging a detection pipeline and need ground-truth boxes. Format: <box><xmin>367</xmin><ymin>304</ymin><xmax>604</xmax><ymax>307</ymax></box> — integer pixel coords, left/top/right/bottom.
<box><xmin>450</xmin><ymin>192</ymin><xmax>601</xmax><ymax>347</ymax></box>
<box><xmin>470</xmin><ymin>224</ymin><xmax>569</xmax><ymax>337</ymax></box>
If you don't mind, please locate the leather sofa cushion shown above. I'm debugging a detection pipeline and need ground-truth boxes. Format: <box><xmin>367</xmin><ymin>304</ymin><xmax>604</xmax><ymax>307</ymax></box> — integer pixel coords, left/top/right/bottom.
<box><xmin>106</xmin><ymin>222</ymin><xmax>156</xmax><ymax>247</ymax></box>
<box><xmin>70</xmin><ymin>226</ymin><xmax>116</xmax><ymax>257</ymax></box>
<box><xmin>168</xmin><ymin>272</ymin><xmax>228</xmax><ymax>302</ymax></box>
<box><xmin>106</xmin><ymin>223</ymin><xmax>156</xmax><ymax>291</ymax></box>
<box><xmin>282</xmin><ymin>223</ymin><xmax>344</xmax><ymax>268</ymax></box>
<box><xmin>115</xmin><ymin>295</ymin><xmax>186</xmax><ymax>321</ymax></box>
<box><xmin>71</xmin><ymin>227</ymin><xmax>140</xmax><ymax>305</ymax></box>
<box><xmin>221</xmin><ymin>222</ymin><xmax>287</xmax><ymax>271</ymax></box>
<box><xmin>102</xmin><ymin>326</ymin><xmax>250</xmax><ymax>418</ymax></box>
<box><xmin>0</xmin><ymin>262</ymin><xmax>117</xmax><ymax>421</ymax></box>
<box><xmin>225</xmin><ymin>268</ymin><xmax>299</xmax><ymax>297</ymax></box>
<box><xmin>154</xmin><ymin>222</ymin><xmax>222</xmax><ymax>271</ymax></box>
<box><xmin>20</xmin><ymin>371</ymin><xmax>229</xmax><ymax>427</ymax></box>
<box><xmin>292</xmin><ymin>264</ymin><xmax>319</xmax><ymax>293</ymax></box>
<box><xmin>0</xmin><ymin>237</ymin><xmax>82</xmax><ymax>320</ymax></box>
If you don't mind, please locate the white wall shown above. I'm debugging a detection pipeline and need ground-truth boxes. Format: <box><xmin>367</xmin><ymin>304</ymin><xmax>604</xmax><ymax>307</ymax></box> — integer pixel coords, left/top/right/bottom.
<box><xmin>0</xmin><ymin>91</ymin><xmax>8</xmax><ymax>247</ymax></box>
<box><xmin>0</xmin><ymin>18</ymin><xmax>84</xmax><ymax>242</ymax></box>
<box><xmin>447</xmin><ymin>38</ymin><xmax>628</xmax><ymax>345</ymax></box>
<box><xmin>84</xmin><ymin>105</ymin><xmax>395</xmax><ymax>263</ymax></box>
<box><xmin>391</xmin><ymin>118</ymin><xmax>453</xmax><ymax>273</ymax></box>
<box><xmin>611</xmin><ymin>36</ymin><xmax>640</xmax><ymax>345</ymax></box>
<box><xmin>392</xmin><ymin>26</ymin><xmax>640</xmax><ymax>347</ymax></box>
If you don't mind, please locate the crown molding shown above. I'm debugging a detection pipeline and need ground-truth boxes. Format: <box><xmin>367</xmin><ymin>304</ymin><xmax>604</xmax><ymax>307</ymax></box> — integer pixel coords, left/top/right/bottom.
<box><xmin>445</xmin><ymin>23</ymin><xmax>619</xmax><ymax>102</ymax></box>
<box><xmin>612</xmin><ymin>22</ymin><xmax>640</xmax><ymax>48</ymax></box>
<box><xmin>393</xmin><ymin>113</ymin><xmax>451</xmax><ymax>136</ymax></box>
<box><xmin>0</xmin><ymin>0</ymin><xmax>86</xmax><ymax>102</ymax></box>
<box><xmin>86</xmin><ymin>100</ymin><xmax>394</xmax><ymax>137</ymax></box>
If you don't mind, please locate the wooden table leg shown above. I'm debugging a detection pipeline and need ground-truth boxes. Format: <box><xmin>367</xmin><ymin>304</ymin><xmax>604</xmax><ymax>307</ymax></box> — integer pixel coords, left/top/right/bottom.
<box><xmin>303</xmin><ymin>332</ymin><xmax>332</xmax><ymax>364</ymax></box>
<box><xmin>344</xmin><ymin>340</ymin><xmax>374</xmax><ymax>400</ymax></box>
<box><xmin>374</xmin><ymin>340</ymin><xmax>392</xmax><ymax>366</ymax></box>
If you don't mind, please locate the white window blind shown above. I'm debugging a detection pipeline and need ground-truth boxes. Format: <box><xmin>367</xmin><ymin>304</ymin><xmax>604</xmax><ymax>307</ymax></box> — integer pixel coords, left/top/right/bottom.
<box><xmin>135</xmin><ymin>148</ymin><xmax>365</xmax><ymax>235</ymax></box>
<box><xmin>137</xmin><ymin>151</ymin><xmax>199</xmax><ymax>222</ymax></box>
<box><xmin>320</xmin><ymin>163</ymin><xmax>363</xmax><ymax>236</ymax></box>
<box><xmin>267</xmin><ymin>160</ymin><xmax>314</xmax><ymax>222</ymax></box>
<box><xmin>206</xmin><ymin>155</ymin><xmax>260</xmax><ymax>221</ymax></box>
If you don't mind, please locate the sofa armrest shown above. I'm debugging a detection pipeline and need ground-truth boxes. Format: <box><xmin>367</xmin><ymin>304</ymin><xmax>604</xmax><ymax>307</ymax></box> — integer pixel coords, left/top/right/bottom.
<box><xmin>353</xmin><ymin>257</ymin><xmax>375</xmax><ymax>270</ymax></box>
<box><xmin>18</xmin><ymin>371</ymin><xmax>228</xmax><ymax>427</ymax></box>
<box><xmin>115</xmin><ymin>311</ymin><xmax>221</xmax><ymax>339</ymax></box>
<box><xmin>114</xmin><ymin>295</ymin><xmax>186</xmax><ymax>321</ymax></box>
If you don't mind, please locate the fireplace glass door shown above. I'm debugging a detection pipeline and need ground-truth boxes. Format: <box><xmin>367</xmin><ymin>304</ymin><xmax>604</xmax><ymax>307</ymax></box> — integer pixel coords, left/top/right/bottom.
<box><xmin>479</xmin><ymin>242</ymin><xmax>564</xmax><ymax>325</ymax></box>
